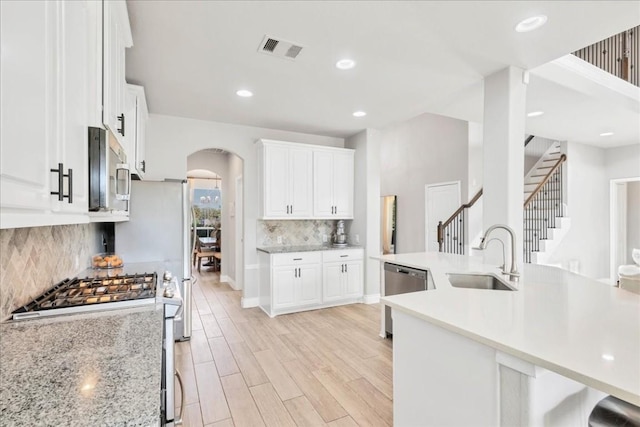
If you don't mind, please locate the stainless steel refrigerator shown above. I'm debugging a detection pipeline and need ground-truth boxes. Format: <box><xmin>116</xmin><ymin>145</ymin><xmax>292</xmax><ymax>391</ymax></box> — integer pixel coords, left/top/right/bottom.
<box><xmin>115</xmin><ymin>179</ymin><xmax>192</xmax><ymax>341</ymax></box>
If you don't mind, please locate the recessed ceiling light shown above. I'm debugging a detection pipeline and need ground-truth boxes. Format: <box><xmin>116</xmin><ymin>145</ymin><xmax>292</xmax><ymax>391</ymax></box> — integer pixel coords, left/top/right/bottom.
<box><xmin>527</xmin><ymin>111</ymin><xmax>544</xmax><ymax>118</ymax></box>
<box><xmin>515</xmin><ymin>15</ymin><xmax>548</xmax><ymax>33</ymax></box>
<box><xmin>600</xmin><ymin>132</ymin><xmax>614</xmax><ymax>137</ymax></box>
<box><xmin>236</xmin><ymin>89</ymin><xmax>253</xmax><ymax>98</ymax></box>
<box><xmin>352</xmin><ymin>111</ymin><xmax>366</xmax><ymax>117</ymax></box>
<box><xmin>602</xmin><ymin>353</ymin><xmax>615</xmax><ymax>361</ymax></box>
<box><xmin>336</xmin><ymin>59</ymin><xmax>356</xmax><ymax>70</ymax></box>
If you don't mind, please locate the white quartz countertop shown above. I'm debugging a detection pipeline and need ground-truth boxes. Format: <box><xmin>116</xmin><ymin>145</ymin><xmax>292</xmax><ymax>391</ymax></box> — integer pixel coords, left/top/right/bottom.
<box><xmin>377</xmin><ymin>252</ymin><xmax>640</xmax><ymax>405</ymax></box>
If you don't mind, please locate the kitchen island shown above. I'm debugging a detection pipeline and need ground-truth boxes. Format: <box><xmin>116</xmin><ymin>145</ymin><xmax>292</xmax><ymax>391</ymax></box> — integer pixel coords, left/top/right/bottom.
<box><xmin>379</xmin><ymin>252</ymin><xmax>640</xmax><ymax>426</ymax></box>
<box><xmin>0</xmin><ymin>304</ymin><xmax>164</xmax><ymax>426</ymax></box>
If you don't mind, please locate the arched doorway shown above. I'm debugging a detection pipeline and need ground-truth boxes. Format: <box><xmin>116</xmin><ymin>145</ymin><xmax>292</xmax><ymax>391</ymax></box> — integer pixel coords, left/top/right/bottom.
<box><xmin>187</xmin><ymin>149</ymin><xmax>244</xmax><ymax>291</ymax></box>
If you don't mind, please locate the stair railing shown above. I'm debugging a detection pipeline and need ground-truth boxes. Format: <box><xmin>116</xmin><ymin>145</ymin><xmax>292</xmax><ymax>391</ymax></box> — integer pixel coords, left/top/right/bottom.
<box><xmin>523</xmin><ymin>154</ymin><xmax>567</xmax><ymax>263</ymax></box>
<box><xmin>437</xmin><ymin>189</ymin><xmax>483</xmax><ymax>254</ymax></box>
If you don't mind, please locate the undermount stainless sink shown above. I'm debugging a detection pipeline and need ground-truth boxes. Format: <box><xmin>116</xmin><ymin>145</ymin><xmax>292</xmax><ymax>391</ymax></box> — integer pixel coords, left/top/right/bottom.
<box><xmin>446</xmin><ymin>273</ymin><xmax>516</xmax><ymax>291</ymax></box>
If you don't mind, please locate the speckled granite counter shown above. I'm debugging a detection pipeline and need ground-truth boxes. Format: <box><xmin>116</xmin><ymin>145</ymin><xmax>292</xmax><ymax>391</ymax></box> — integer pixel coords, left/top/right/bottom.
<box><xmin>0</xmin><ymin>304</ymin><xmax>164</xmax><ymax>426</ymax></box>
<box><xmin>257</xmin><ymin>244</ymin><xmax>362</xmax><ymax>254</ymax></box>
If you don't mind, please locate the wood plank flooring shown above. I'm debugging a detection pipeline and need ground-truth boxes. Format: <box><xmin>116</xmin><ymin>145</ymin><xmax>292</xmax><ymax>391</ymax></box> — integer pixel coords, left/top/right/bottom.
<box><xmin>175</xmin><ymin>271</ymin><xmax>393</xmax><ymax>427</ymax></box>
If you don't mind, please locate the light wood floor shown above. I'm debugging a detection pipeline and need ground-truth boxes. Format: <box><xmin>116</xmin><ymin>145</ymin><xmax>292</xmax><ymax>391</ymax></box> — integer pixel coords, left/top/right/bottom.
<box><xmin>175</xmin><ymin>270</ymin><xmax>393</xmax><ymax>427</ymax></box>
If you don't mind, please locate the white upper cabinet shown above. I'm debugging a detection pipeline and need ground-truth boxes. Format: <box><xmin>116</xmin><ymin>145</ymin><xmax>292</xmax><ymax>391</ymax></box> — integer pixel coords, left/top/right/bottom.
<box><xmin>259</xmin><ymin>140</ymin><xmax>313</xmax><ymax>219</ymax></box>
<box><xmin>313</xmin><ymin>148</ymin><xmax>354</xmax><ymax>219</ymax></box>
<box><xmin>0</xmin><ymin>1</ymin><xmax>56</xmax><ymax>216</ymax></box>
<box><xmin>103</xmin><ymin>0</ymin><xmax>132</xmax><ymax>148</ymax></box>
<box><xmin>258</xmin><ymin>139</ymin><xmax>355</xmax><ymax>220</ymax></box>
<box><xmin>124</xmin><ymin>84</ymin><xmax>148</xmax><ymax>179</ymax></box>
<box><xmin>0</xmin><ymin>0</ymin><xmax>95</xmax><ymax>228</ymax></box>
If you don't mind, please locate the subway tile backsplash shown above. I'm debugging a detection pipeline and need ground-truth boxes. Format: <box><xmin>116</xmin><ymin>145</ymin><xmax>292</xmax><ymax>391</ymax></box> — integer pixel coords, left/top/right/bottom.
<box><xmin>257</xmin><ymin>220</ymin><xmax>345</xmax><ymax>247</ymax></box>
<box><xmin>0</xmin><ymin>223</ymin><xmax>101</xmax><ymax>320</ymax></box>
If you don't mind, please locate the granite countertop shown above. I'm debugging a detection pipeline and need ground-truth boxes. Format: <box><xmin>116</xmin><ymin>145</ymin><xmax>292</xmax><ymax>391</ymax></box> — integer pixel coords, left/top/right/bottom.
<box><xmin>0</xmin><ymin>303</ymin><xmax>164</xmax><ymax>426</ymax></box>
<box><xmin>257</xmin><ymin>244</ymin><xmax>363</xmax><ymax>254</ymax></box>
<box><xmin>377</xmin><ymin>251</ymin><xmax>640</xmax><ymax>406</ymax></box>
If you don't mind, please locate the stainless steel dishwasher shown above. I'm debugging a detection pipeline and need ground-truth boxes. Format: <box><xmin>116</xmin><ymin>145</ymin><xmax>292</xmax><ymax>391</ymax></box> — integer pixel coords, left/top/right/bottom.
<box><xmin>384</xmin><ymin>263</ymin><xmax>434</xmax><ymax>337</ymax></box>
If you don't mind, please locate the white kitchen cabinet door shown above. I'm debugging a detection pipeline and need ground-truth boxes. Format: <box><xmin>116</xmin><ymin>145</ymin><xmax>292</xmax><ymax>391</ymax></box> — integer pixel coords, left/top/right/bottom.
<box><xmin>54</xmin><ymin>0</ymin><xmax>90</xmax><ymax>214</ymax></box>
<box><xmin>289</xmin><ymin>147</ymin><xmax>313</xmax><ymax>217</ymax></box>
<box><xmin>313</xmin><ymin>148</ymin><xmax>354</xmax><ymax>219</ymax></box>
<box><xmin>313</xmin><ymin>150</ymin><xmax>334</xmax><ymax>217</ymax></box>
<box><xmin>263</xmin><ymin>144</ymin><xmax>290</xmax><ymax>217</ymax></box>
<box><xmin>0</xmin><ymin>0</ymin><xmax>56</xmax><ymax>214</ymax></box>
<box><xmin>332</xmin><ymin>150</ymin><xmax>354</xmax><ymax>218</ymax></box>
<box><xmin>133</xmin><ymin>86</ymin><xmax>148</xmax><ymax>178</ymax></box>
<box><xmin>123</xmin><ymin>84</ymin><xmax>148</xmax><ymax>178</ymax></box>
<box><xmin>261</xmin><ymin>140</ymin><xmax>313</xmax><ymax>219</ymax></box>
<box><xmin>344</xmin><ymin>260</ymin><xmax>363</xmax><ymax>298</ymax></box>
<box><xmin>322</xmin><ymin>263</ymin><xmax>345</xmax><ymax>302</ymax></box>
<box><xmin>296</xmin><ymin>264</ymin><xmax>322</xmax><ymax>306</ymax></box>
<box><xmin>103</xmin><ymin>0</ymin><xmax>132</xmax><ymax>147</ymax></box>
<box><xmin>272</xmin><ymin>267</ymin><xmax>297</xmax><ymax>310</ymax></box>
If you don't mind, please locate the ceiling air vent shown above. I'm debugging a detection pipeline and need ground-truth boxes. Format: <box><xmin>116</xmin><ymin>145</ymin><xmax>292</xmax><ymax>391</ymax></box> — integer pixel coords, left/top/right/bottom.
<box><xmin>258</xmin><ymin>35</ymin><xmax>304</xmax><ymax>61</ymax></box>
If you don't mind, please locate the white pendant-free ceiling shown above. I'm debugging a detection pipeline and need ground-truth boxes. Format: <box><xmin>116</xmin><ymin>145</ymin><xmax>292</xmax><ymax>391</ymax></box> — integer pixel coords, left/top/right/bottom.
<box><xmin>126</xmin><ymin>1</ymin><xmax>640</xmax><ymax>146</ymax></box>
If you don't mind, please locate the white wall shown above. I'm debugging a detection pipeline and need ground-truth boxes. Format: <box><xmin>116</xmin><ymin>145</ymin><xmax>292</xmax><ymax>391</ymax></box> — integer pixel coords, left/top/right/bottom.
<box><xmin>379</xmin><ymin>112</ymin><xmax>469</xmax><ymax>253</ymax></box>
<box><xmin>548</xmin><ymin>142</ymin><xmax>610</xmax><ymax>279</ymax></box>
<box><xmin>227</xmin><ymin>153</ymin><xmax>243</xmax><ymax>286</ymax></box>
<box><xmin>467</xmin><ymin>122</ymin><xmax>484</xmax><ymax>248</ymax></box>
<box><xmin>605</xmin><ymin>144</ymin><xmax>640</xmax><ymax>180</ymax></box>
<box><xmin>346</xmin><ymin>129</ymin><xmax>381</xmax><ymax>299</ymax></box>
<box><xmin>145</xmin><ymin>114</ymin><xmax>344</xmax><ymax>303</ymax></box>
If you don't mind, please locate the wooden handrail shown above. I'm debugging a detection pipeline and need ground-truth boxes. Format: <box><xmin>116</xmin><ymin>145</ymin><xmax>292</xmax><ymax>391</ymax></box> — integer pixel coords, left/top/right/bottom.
<box><xmin>441</xmin><ymin>189</ymin><xmax>483</xmax><ymax>230</ymax></box>
<box><xmin>524</xmin><ymin>135</ymin><xmax>535</xmax><ymax>146</ymax></box>
<box><xmin>523</xmin><ymin>154</ymin><xmax>567</xmax><ymax>208</ymax></box>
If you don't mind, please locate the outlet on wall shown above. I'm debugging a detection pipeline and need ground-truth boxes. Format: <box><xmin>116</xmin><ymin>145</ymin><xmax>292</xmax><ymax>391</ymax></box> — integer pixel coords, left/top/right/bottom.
<box><xmin>277</xmin><ymin>236</ymin><xmax>283</xmax><ymax>244</ymax></box>
<box><xmin>322</xmin><ymin>234</ymin><xmax>327</xmax><ymax>243</ymax></box>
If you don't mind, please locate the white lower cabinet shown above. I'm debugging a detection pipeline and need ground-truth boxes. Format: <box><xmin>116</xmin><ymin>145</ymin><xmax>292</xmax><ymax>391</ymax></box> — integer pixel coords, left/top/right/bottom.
<box><xmin>322</xmin><ymin>249</ymin><xmax>363</xmax><ymax>302</ymax></box>
<box><xmin>259</xmin><ymin>248</ymin><xmax>364</xmax><ymax>317</ymax></box>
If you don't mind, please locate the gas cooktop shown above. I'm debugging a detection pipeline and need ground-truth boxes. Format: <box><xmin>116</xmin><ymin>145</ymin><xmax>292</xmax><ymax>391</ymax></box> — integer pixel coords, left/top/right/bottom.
<box><xmin>11</xmin><ymin>272</ymin><xmax>158</xmax><ymax>320</ymax></box>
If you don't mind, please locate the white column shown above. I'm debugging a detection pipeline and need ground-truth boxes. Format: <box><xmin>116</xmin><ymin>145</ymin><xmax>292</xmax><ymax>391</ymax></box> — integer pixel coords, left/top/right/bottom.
<box><xmin>482</xmin><ymin>66</ymin><xmax>527</xmax><ymax>266</ymax></box>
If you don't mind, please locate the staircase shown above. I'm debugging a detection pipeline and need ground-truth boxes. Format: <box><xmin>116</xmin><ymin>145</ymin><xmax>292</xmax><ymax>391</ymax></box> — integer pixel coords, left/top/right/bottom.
<box><xmin>437</xmin><ymin>137</ymin><xmax>570</xmax><ymax>264</ymax></box>
<box><xmin>523</xmin><ymin>142</ymin><xmax>570</xmax><ymax>263</ymax></box>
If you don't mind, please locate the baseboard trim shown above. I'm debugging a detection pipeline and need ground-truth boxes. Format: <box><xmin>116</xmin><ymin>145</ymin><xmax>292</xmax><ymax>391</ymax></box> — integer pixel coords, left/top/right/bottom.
<box><xmin>363</xmin><ymin>293</ymin><xmax>380</xmax><ymax>304</ymax></box>
<box><xmin>241</xmin><ymin>297</ymin><xmax>259</xmax><ymax>308</ymax></box>
<box><xmin>221</xmin><ymin>275</ymin><xmax>240</xmax><ymax>291</ymax></box>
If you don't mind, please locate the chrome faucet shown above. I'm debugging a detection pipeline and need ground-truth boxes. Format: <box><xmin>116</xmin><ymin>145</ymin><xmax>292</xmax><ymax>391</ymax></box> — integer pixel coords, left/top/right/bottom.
<box><xmin>478</xmin><ymin>224</ymin><xmax>520</xmax><ymax>281</ymax></box>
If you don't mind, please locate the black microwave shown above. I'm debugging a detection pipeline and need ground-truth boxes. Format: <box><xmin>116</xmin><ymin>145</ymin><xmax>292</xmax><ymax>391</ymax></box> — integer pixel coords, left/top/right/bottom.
<box><xmin>88</xmin><ymin>127</ymin><xmax>130</xmax><ymax>212</ymax></box>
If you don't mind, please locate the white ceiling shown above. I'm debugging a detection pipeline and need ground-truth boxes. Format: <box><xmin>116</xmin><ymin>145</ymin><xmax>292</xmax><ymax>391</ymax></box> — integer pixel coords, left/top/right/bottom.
<box><xmin>126</xmin><ymin>1</ymin><xmax>640</xmax><ymax>147</ymax></box>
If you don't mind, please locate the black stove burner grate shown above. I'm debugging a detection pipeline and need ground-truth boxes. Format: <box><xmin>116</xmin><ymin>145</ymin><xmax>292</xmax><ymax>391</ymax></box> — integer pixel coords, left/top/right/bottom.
<box><xmin>12</xmin><ymin>272</ymin><xmax>157</xmax><ymax>314</ymax></box>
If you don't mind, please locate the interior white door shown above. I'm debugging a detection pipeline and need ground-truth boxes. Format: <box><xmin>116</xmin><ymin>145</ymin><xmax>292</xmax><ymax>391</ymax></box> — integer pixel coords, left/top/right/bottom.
<box><xmin>425</xmin><ymin>182</ymin><xmax>461</xmax><ymax>252</ymax></box>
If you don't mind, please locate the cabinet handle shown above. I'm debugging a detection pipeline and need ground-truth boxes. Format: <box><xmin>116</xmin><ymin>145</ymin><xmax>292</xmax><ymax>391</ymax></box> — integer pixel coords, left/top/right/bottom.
<box><xmin>286</xmin><ymin>205</ymin><xmax>290</xmax><ymax>214</ymax></box>
<box><xmin>50</xmin><ymin>163</ymin><xmax>72</xmax><ymax>203</ymax></box>
<box><xmin>293</xmin><ymin>258</ymin><xmax>302</xmax><ymax>261</ymax></box>
<box><xmin>117</xmin><ymin>113</ymin><xmax>125</xmax><ymax>136</ymax></box>
<box><xmin>298</xmin><ymin>268</ymin><xmax>301</xmax><ymax>277</ymax></box>
<box><xmin>290</xmin><ymin>205</ymin><xmax>293</xmax><ymax>214</ymax></box>
<box><xmin>341</xmin><ymin>264</ymin><xmax>344</xmax><ymax>273</ymax></box>
<box><xmin>294</xmin><ymin>268</ymin><xmax>297</xmax><ymax>278</ymax></box>
<box><xmin>50</xmin><ymin>163</ymin><xmax>64</xmax><ymax>201</ymax></box>
<box><xmin>345</xmin><ymin>264</ymin><xmax>348</xmax><ymax>273</ymax></box>
<box><xmin>140</xmin><ymin>160</ymin><xmax>146</xmax><ymax>173</ymax></box>
<box><xmin>65</xmin><ymin>167</ymin><xmax>73</xmax><ymax>203</ymax></box>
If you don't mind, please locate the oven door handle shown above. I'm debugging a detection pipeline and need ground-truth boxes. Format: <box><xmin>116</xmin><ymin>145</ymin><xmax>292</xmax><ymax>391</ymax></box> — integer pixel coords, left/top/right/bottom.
<box><xmin>175</xmin><ymin>369</ymin><xmax>185</xmax><ymax>425</ymax></box>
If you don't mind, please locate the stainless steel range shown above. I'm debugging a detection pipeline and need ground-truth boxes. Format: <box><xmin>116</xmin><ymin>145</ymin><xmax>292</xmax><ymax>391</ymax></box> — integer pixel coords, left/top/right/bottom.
<box><xmin>11</xmin><ymin>272</ymin><xmax>158</xmax><ymax>320</ymax></box>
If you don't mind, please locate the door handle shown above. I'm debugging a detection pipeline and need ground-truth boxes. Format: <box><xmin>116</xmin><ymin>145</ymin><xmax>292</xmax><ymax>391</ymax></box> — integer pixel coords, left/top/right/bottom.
<box><xmin>175</xmin><ymin>369</ymin><xmax>185</xmax><ymax>425</ymax></box>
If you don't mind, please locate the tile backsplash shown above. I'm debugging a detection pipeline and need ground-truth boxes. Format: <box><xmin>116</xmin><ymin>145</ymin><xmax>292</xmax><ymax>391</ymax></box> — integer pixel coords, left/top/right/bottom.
<box><xmin>257</xmin><ymin>220</ymin><xmax>348</xmax><ymax>247</ymax></box>
<box><xmin>0</xmin><ymin>223</ymin><xmax>101</xmax><ymax>320</ymax></box>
